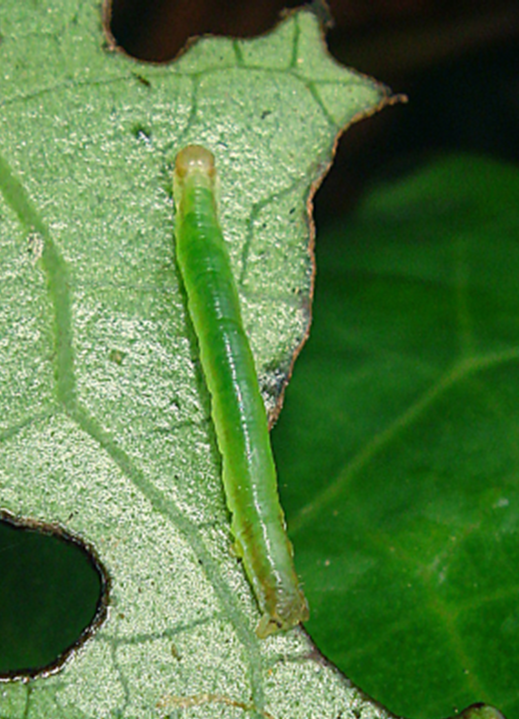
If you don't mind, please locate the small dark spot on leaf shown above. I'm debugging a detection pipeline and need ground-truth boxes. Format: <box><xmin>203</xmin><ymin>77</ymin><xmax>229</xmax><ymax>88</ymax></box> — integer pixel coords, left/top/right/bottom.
<box><xmin>131</xmin><ymin>123</ymin><xmax>152</xmax><ymax>142</ymax></box>
<box><xmin>27</xmin><ymin>231</ymin><xmax>44</xmax><ymax>261</ymax></box>
<box><xmin>260</xmin><ymin>109</ymin><xmax>272</xmax><ymax>120</ymax></box>
<box><xmin>260</xmin><ymin>365</ymin><xmax>288</xmax><ymax>401</ymax></box>
<box><xmin>132</xmin><ymin>72</ymin><xmax>151</xmax><ymax>87</ymax></box>
<box><xmin>109</xmin><ymin>348</ymin><xmax>127</xmax><ymax>365</ymax></box>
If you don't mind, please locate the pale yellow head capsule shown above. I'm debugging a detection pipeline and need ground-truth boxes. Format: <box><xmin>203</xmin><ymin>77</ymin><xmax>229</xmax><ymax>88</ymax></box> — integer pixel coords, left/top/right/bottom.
<box><xmin>173</xmin><ymin>145</ymin><xmax>218</xmax><ymax>212</ymax></box>
<box><xmin>175</xmin><ymin>145</ymin><xmax>215</xmax><ymax>177</ymax></box>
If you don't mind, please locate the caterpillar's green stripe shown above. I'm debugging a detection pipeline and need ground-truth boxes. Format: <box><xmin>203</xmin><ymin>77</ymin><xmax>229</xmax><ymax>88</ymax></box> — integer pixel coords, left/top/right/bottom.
<box><xmin>173</xmin><ymin>145</ymin><xmax>309</xmax><ymax>638</ymax></box>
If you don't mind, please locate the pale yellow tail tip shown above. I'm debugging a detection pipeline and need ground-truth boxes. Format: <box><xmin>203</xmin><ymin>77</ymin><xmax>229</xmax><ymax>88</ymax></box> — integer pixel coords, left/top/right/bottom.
<box><xmin>255</xmin><ymin>598</ymin><xmax>310</xmax><ymax>639</ymax></box>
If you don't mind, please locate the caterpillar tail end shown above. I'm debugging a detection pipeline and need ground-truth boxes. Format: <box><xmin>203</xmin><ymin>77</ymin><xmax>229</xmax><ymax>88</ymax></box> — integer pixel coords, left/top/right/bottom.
<box><xmin>255</xmin><ymin>592</ymin><xmax>310</xmax><ymax>639</ymax></box>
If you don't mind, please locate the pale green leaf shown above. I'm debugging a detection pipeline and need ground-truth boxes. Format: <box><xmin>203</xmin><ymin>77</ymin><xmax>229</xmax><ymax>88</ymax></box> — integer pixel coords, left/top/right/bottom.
<box><xmin>0</xmin><ymin>1</ymin><xmax>402</xmax><ymax>717</ymax></box>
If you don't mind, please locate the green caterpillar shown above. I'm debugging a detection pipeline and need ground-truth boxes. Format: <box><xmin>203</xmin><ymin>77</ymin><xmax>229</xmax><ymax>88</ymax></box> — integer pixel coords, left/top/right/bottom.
<box><xmin>173</xmin><ymin>145</ymin><xmax>309</xmax><ymax>638</ymax></box>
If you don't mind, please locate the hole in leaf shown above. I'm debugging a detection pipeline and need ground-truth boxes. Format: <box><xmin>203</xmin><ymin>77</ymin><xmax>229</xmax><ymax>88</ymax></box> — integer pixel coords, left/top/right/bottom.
<box><xmin>0</xmin><ymin>512</ymin><xmax>109</xmax><ymax>680</ymax></box>
<box><xmin>108</xmin><ymin>0</ymin><xmax>302</xmax><ymax>62</ymax></box>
